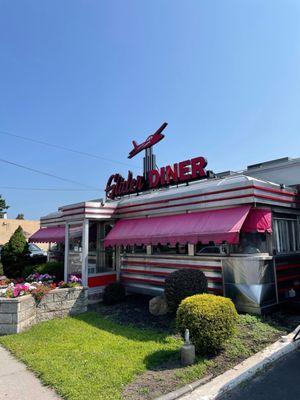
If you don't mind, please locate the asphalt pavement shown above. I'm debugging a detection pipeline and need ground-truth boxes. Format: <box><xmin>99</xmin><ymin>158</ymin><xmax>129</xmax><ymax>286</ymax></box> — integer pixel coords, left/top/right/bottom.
<box><xmin>222</xmin><ymin>348</ymin><xmax>300</xmax><ymax>400</ymax></box>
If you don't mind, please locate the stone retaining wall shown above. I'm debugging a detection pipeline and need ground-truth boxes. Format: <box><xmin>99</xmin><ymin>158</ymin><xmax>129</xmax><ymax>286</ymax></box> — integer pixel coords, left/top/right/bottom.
<box><xmin>0</xmin><ymin>287</ymin><xmax>88</xmax><ymax>335</ymax></box>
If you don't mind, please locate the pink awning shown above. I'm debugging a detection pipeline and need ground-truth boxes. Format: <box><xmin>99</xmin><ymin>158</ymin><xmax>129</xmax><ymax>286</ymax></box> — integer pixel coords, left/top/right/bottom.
<box><xmin>29</xmin><ymin>227</ymin><xmax>65</xmax><ymax>243</ymax></box>
<box><xmin>104</xmin><ymin>206</ymin><xmax>252</xmax><ymax>247</ymax></box>
<box><xmin>242</xmin><ymin>208</ymin><xmax>272</xmax><ymax>233</ymax></box>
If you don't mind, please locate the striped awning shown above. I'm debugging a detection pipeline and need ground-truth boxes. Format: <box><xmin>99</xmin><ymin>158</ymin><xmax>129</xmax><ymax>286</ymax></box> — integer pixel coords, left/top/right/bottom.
<box><xmin>104</xmin><ymin>206</ymin><xmax>253</xmax><ymax>247</ymax></box>
<box><xmin>29</xmin><ymin>226</ymin><xmax>65</xmax><ymax>243</ymax></box>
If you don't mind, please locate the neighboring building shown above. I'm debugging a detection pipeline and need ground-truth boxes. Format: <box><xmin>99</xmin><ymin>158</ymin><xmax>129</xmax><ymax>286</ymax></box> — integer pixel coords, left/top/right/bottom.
<box><xmin>0</xmin><ymin>218</ymin><xmax>43</xmax><ymax>247</ymax></box>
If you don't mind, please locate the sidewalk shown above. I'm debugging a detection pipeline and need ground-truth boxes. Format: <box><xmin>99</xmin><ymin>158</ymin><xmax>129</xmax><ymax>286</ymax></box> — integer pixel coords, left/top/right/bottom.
<box><xmin>0</xmin><ymin>345</ymin><xmax>60</xmax><ymax>400</ymax></box>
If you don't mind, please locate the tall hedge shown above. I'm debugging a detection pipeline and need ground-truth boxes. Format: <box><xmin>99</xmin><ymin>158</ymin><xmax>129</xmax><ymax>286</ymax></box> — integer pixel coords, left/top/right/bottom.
<box><xmin>1</xmin><ymin>226</ymin><xmax>29</xmax><ymax>278</ymax></box>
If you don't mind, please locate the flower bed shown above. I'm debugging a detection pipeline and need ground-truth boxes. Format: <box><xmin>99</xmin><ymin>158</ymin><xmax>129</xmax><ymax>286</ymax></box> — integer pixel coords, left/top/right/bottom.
<box><xmin>0</xmin><ymin>274</ymin><xmax>82</xmax><ymax>301</ymax></box>
<box><xmin>0</xmin><ymin>274</ymin><xmax>88</xmax><ymax>335</ymax></box>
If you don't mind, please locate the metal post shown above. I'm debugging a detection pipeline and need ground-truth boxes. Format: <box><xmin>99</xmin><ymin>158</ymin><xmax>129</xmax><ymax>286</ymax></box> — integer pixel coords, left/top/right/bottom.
<box><xmin>115</xmin><ymin>245</ymin><xmax>121</xmax><ymax>280</ymax></box>
<box><xmin>64</xmin><ymin>223</ymin><xmax>69</xmax><ymax>282</ymax></box>
<box><xmin>81</xmin><ymin>219</ymin><xmax>89</xmax><ymax>287</ymax></box>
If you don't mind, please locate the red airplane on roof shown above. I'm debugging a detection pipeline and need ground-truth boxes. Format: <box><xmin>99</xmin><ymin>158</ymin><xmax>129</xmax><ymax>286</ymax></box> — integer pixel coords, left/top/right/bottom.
<box><xmin>128</xmin><ymin>122</ymin><xmax>168</xmax><ymax>159</ymax></box>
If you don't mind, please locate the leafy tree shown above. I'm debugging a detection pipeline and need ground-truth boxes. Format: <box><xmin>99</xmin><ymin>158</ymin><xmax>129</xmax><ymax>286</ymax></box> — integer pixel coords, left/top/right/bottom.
<box><xmin>1</xmin><ymin>226</ymin><xmax>29</xmax><ymax>278</ymax></box>
<box><xmin>0</xmin><ymin>195</ymin><xmax>9</xmax><ymax>217</ymax></box>
<box><xmin>16</xmin><ymin>213</ymin><xmax>25</xmax><ymax>220</ymax></box>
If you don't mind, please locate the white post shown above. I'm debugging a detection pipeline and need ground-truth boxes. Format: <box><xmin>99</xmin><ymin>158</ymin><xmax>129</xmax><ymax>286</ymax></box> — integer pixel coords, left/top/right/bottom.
<box><xmin>81</xmin><ymin>219</ymin><xmax>89</xmax><ymax>287</ymax></box>
<box><xmin>188</xmin><ymin>243</ymin><xmax>195</xmax><ymax>256</ymax></box>
<box><xmin>146</xmin><ymin>245</ymin><xmax>152</xmax><ymax>255</ymax></box>
<box><xmin>64</xmin><ymin>223</ymin><xmax>69</xmax><ymax>282</ymax></box>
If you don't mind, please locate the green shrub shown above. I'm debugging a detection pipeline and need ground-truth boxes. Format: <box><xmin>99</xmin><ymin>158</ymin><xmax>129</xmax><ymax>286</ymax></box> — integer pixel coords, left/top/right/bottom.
<box><xmin>176</xmin><ymin>294</ymin><xmax>238</xmax><ymax>355</ymax></box>
<box><xmin>103</xmin><ymin>282</ymin><xmax>126</xmax><ymax>305</ymax></box>
<box><xmin>0</xmin><ymin>260</ymin><xmax>3</xmax><ymax>276</ymax></box>
<box><xmin>22</xmin><ymin>262</ymin><xmax>64</xmax><ymax>282</ymax></box>
<box><xmin>164</xmin><ymin>269</ymin><xmax>208</xmax><ymax>312</ymax></box>
<box><xmin>1</xmin><ymin>226</ymin><xmax>29</xmax><ymax>278</ymax></box>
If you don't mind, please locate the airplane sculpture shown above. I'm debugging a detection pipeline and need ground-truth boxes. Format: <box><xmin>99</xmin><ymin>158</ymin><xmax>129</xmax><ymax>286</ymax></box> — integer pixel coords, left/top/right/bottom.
<box><xmin>128</xmin><ymin>122</ymin><xmax>168</xmax><ymax>159</ymax></box>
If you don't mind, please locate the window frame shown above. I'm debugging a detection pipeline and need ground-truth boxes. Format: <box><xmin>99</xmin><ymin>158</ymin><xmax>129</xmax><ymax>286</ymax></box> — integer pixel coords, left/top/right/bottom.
<box><xmin>273</xmin><ymin>216</ymin><xmax>300</xmax><ymax>255</ymax></box>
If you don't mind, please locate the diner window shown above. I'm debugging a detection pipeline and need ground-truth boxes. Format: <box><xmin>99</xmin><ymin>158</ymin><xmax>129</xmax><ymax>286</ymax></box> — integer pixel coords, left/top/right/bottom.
<box><xmin>88</xmin><ymin>221</ymin><xmax>115</xmax><ymax>274</ymax></box>
<box><xmin>273</xmin><ymin>217</ymin><xmax>300</xmax><ymax>254</ymax></box>
<box><xmin>231</xmin><ymin>232</ymin><xmax>268</xmax><ymax>254</ymax></box>
<box><xmin>121</xmin><ymin>245</ymin><xmax>134</xmax><ymax>254</ymax></box>
<box><xmin>196</xmin><ymin>242</ymin><xmax>228</xmax><ymax>255</ymax></box>
<box><xmin>152</xmin><ymin>243</ymin><xmax>188</xmax><ymax>255</ymax></box>
<box><xmin>68</xmin><ymin>224</ymin><xmax>83</xmax><ymax>276</ymax></box>
<box><xmin>69</xmin><ymin>224</ymin><xmax>83</xmax><ymax>252</ymax></box>
<box><xmin>133</xmin><ymin>245</ymin><xmax>147</xmax><ymax>254</ymax></box>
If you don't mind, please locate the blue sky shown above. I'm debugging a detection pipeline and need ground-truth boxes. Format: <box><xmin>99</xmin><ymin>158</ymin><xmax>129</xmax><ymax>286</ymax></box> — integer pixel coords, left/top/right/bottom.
<box><xmin>1</xmin><ymin>0</ymin><xmax>300</xmax><ymax>219</ymax></box>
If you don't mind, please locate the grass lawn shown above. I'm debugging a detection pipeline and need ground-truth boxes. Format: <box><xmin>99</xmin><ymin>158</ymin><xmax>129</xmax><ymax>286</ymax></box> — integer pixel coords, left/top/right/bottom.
<box><xmin>0</xmin><ymin>311</ymin><xmax>288</xmax><ymax>400</ymax></box>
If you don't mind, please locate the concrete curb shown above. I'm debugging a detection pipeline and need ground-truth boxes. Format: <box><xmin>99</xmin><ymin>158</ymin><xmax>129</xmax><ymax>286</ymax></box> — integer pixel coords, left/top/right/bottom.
<box><xmin>155</xmin><ymin>375</ymin><xmax>213</xmax><ymax>400</ymax></box>
<box><xmin>177</xmin><ymin>325</ymin><xmax>300</xmax><ymax>400</ymax></box>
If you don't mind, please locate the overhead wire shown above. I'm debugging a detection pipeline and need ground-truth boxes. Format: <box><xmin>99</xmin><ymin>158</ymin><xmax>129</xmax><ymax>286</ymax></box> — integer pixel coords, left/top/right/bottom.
<box><xmin>0</xmin><ymin>186</ymin><xmax>100</xmax><ymax>192</ymax></box>
<box><xmin>0</xmin><ymin>158</ymin><xmax>100</xmax><ymax>190</ymax></box>
<box><xmin>0</xmin><ymin>128</ymin><xmax>138</xmax><ymax>169</ymax></box>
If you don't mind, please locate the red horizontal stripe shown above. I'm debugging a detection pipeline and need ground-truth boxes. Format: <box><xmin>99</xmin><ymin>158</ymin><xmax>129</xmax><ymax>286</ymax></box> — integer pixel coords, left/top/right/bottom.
<box><xmin>253</xmin><ymin>185</ymin><xmax>299</xmax><ymax>198</ymax></box>
<box><xmin>117</xmin><ymin>185</ymin><xmax>255</xmax><ymax>211</ymax></box>
<box><xmin>127</xmin><ymin>255</ymin><xmax>222</xmax><ymax>262</ymax></box>
<box><xmin>117</xmin><ymin>184</ymin><xmax>299</xmax><ymax>212</ymax></box>
<box><xmin>121</xmin><ymin>268</ymin><xmax>223</xmax><ymax>282</ymax></box>
<box><xmin>116</xmin><ymin>184</ymin><xmax>298</xmax><ymax>213</ymax></box>
<box><xmin>122</xmin><ymin>260</ymin><xmax>222</xmax><ymax>271</ymax></box>
<box><xmin>255</xmin><ymin>193</ymin><xmax>300</xmax><ymax>205</ymax></box>
<box><xmin>62</xmin><ymin>205</ymin><xmax>116</xmax><ymax>212</ymax></box>
<box><xmin>118</xmin><ymin>192</ymin><xmax>299</xmax><ymax>216</ymax></box>
<box><xmin>63</xmin><ymin>209</ymin><xmax>114</xmax><ymax>217</ymax></box>
<box><xmin>276</xmin><ymin>264</ymin><xmax>300</xmax><ymax>272</ymax></box>
<box><xmin>121</xmin><ymin>276</ymin><xmax>165</xmax><ymax>286</ymax></box>
<box><xmin>117</xmin><ymin>193</ymin><xmax>253</xmax><ymax>215</ymax></box>
<box><xmin>277</xmin><ymin>273</ymin><xmax>300</xmax><ymax>283</ymax></box>
<box><xmin>122</xmin><ymin>276</ymin><xmax>223</xmax><ymax>294</ymax></box>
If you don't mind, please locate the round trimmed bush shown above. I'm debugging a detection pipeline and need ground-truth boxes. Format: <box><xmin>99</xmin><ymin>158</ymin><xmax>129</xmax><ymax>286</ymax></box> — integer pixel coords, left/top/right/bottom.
<box><xmin>103</xmin><ymin>282</ymin><xmax>126</xmax><ymax>305</ymax></box>
<box><xmin>176</xmin><ymin>294</ymin><xmax>238</xmax><ymax>355</ymax></box>
<box><xmin>164</xmin><ymin>269</ymin><xmax>208</xmax><ymax>312</ymax></box>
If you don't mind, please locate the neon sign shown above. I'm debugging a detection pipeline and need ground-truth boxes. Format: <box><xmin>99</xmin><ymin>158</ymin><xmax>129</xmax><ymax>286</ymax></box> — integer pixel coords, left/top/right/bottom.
<box><xmin>105</xmin><ymin>156</ymin><xmax>210</xmax><ymax>199</ymax></box>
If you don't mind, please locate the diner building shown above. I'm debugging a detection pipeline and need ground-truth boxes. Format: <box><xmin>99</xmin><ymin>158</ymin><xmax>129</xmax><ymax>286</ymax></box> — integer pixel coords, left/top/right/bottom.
<box><xmin>29</xmin><ymin>127</ymin><xmax>300</xmax><ymax>314</ymax></box>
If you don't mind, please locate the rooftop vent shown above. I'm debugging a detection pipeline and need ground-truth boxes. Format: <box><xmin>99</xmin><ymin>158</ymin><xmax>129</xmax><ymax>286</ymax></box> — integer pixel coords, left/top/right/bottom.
<box><xmin>215</xmin><ymin>170</ymin><xmax>236</xmax><ymax>178</ymax></box>
<box><xmin>247</xmin><ymin>157</ymin><xmax>291</xmax><ymax>170</ymax></box>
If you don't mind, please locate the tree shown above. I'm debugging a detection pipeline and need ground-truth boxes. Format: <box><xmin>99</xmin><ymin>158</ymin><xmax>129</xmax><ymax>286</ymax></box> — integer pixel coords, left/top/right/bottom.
<box><xmin>1</xmin><ymin>226</ymin><xmax>29</xmax><ymax>278</ymax></box>
<box><xmin>16</xmin><ymin>213</ymin><xmax>24</xmax><ymax>220</ymax></box>
<box><xmin>0</xmin><ymin>195</ymin><xmax>9</xmax><ymax>218</ymax></box>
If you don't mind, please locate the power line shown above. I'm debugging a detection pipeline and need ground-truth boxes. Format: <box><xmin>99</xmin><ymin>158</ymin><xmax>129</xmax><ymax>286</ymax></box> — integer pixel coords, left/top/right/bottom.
<box><xmin>0</xmin><ymin>128</ymin><xmax>138</xmax><ymax>169</ymax></box>
<box><xmin>0</xmin><ymin>158</ymin><xmax>99</xmax><ymax>190</ymax></box>
<box><xmin>0</xmin><ymin>186</ymin><xmax>100</xmax><ymax>192</ymax></box>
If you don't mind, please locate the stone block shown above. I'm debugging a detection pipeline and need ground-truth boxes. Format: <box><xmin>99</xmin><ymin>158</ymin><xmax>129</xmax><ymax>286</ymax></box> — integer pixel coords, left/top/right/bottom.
<box><xmin>0</xmin><ymin>300</ymin><xmax>18</xmax><ymax>314</ymax></box>
<box><xmin>0</xmin><ymin>313</ymin><xmax>13</xmax><ymax>324</ymax></box>
<box><xmin>51</xmin><ymin>290</ymin><xmax>69</xmax><ymax>302</ymax></box>
<box><xmin>0</xmin><ymin>324</ymin><xmax>17</xmax><ymax>335</ymax></box>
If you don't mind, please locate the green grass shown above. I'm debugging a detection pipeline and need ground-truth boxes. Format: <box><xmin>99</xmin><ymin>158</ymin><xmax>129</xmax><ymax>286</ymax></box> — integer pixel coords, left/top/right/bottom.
<box><xmin>0</xmin><ymin>313</ymin><xmax>181</xmax><ymax>400</ymax></box>
<box><xmin>0</xmin><ymin>313</ymin><xmax>286</xmax><ymax>400</ymax></box>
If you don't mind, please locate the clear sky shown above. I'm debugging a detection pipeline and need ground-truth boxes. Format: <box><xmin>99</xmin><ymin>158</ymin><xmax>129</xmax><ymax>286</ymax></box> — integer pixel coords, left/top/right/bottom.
<box><xmin>1</xmin><ymin>0</ymin><xmax>300</xmax><ymax>220</ymax></box>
